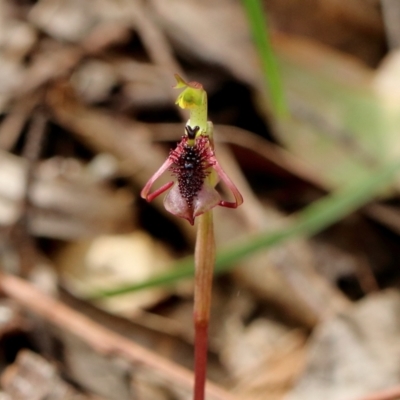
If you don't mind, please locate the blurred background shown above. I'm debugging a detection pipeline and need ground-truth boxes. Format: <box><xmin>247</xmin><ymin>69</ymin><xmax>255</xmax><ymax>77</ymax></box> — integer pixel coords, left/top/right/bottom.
<box><xmin>1</xmin><ymin>0</ymin><xmax>400</xmax><ymax>399</ymax></box>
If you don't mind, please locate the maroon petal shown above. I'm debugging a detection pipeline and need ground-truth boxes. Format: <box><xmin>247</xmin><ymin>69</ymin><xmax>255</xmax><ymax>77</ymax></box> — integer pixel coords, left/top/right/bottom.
<box><xmin>211</xmin><ymin>158</ymin><xmax>243</xmax><ymax>208</ymax></box>
<box><xmin>140</xmin><ymin>158</ymin><xmax>174</xmax><ymax>202</ymax></box>
<box><xmin>164</xmin><ymin>184</ymin><xmax>195</xmax><ymax>225</ymax></box>
<box><xmin>193</xmin><ymin>183</ymin><xmax>221</xmax><ymax>218</ymax></box>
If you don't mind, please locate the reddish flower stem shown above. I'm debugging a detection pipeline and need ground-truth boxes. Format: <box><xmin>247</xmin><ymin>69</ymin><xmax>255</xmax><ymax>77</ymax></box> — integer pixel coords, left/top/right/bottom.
<box><xmin>193</xmin><ymin>210</ymin><xmax>216</xmax><ymax>400</ymax></box>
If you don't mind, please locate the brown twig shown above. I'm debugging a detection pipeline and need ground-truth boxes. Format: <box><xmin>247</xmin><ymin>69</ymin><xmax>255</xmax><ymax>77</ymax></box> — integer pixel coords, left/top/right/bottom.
<box><xmin>351</xmin><ymin>385</ymin><xmax>400</xmax><ymax>400</ymax></box>
<box><xmin>15</xmin><ymin>22</ymin><xmax>130</xmax><ymax>98</ymax></box>
<box><xmin>0</xmin><ymin>272</ymin><xmax>238</xmax><ymax>400</ymax></box>
<box><xmin>129</xmin><ymin>0</ymin><xmax>183</xmax><ymax>75</ymax></box>
<box><xmin>128</xmin><ymin>0</ymin><xmax>187</xmax><ymax>120</ymax></box>
<box><xmin>22</xmin><ymin>111</ymin><xmax>47</xmax><ymax>170</ymax></box>
<box><xmin>6</xmin><ymin>111</ymin><xmax>47</xmax><ymax>277</ymax></box>
<box><xmin>0</xmin><ymin>95</ymin><xmax>39</xmax><ymax>151</ymax></box>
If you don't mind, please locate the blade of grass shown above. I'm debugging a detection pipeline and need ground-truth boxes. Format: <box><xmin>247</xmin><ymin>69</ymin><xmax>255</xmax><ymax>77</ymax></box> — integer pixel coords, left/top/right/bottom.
<box><xmin>90</xmin><ymin>161</ymin><xmax>400</xmax><ymax>299</ymax></box>
<box><xmin>241</xmin><ymin>0</ymin><xmax>287</xmax><ymax>117</ymax></box>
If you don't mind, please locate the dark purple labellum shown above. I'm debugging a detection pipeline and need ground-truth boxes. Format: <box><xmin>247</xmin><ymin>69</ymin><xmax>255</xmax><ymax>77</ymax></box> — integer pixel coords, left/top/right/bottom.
<box><xmin>169</xmin><ymin>135</ymin><xmax>212</xmax><ymax>208</ymax></box>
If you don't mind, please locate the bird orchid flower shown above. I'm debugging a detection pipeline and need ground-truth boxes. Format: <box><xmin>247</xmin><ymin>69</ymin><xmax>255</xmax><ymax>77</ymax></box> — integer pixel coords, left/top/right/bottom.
<box><xmin>140</xmin><ymin>75</ymin><xmax>243</xmax><ymax>225</ymax></box>
<box><xmin>141</xmin><ymin>74</ymin><xmax>243</xmax><ymax>400</ymax></box>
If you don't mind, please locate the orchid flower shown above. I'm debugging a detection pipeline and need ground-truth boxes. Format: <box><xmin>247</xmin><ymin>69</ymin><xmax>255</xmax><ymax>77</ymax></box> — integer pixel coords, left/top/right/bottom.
<box><xmin>141</xmin><ymin>74</ymin><xmax>243</xmax><ymax>400</ymax></box>
<box><xmin>140</xmin><ymin>74</ymin><xmax>243</xmax><ymax>225</ymax></box>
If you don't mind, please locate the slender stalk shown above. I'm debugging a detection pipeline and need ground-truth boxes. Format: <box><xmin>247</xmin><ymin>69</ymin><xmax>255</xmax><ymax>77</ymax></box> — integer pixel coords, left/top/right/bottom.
<box><xmin>193</xmin><ymin>210</ymin><xmax>216</xmax><ymax>400</ymax></box>
<box><xmin>141</xmin><ymin>75</ymin><xmax>241</xmax><ymax>398</ymax></box>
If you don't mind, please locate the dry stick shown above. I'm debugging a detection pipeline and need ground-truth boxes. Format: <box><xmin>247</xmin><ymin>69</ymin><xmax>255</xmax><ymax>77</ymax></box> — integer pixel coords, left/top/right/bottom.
<box><xmin>129</xmin><ymin>0</ymin><xmax>183</xmax><ymax>74</ymax></box>
<box><xmin>22</xmin><ymin>111</ymin><xmax>47</xmax><ymax>177</ymax></box>
<box><xmin>9</xmin><ymin>111</ymin><xmax>47</xmax><ymax>278</ymax></box>
<box><xmin>0</xmin><ymin>95</ymin><xmax>38</xmax><ymax>151</ymax></box>
<box><xmin>14</xmin><ymin>22</ymin><xmax>130</xmax><ymax>98</ymax></box>
<box><xmin>0</xmin><ymin>272</ymin><xmax>237</xmax><ymax>400</ymax></box>
<box><xmin>128</xmin><ymin>0</ymin><xmax>187</xmax><ymax>120</ymax></box>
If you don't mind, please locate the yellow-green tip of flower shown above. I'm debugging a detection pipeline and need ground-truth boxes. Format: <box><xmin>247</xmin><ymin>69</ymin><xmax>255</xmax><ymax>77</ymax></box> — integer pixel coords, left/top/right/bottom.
<box><xmin>174</xmin><ymin>74</ymin><xmax>206</xmax><ymax>110</ymax></box>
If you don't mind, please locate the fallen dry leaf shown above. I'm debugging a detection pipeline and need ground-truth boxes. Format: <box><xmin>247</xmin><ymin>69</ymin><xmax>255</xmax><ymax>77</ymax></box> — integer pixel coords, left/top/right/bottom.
<box><xmin>285</xmin><ymin>290</ymin><xmax>400</xmax><ymax>400</ymax></box>
<box><xmin>56</xmin><ymin>231</ymin><xmax>173</xmax><ymax>316</ymax></box>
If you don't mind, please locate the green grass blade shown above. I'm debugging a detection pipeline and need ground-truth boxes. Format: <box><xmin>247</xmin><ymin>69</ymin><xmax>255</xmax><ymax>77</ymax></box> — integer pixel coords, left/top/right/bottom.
<box><xmin>90</xmin><ymin>161</ymin><xmax>400</xmax><ymax>299</ymax></box>
<box><xmin>241</xmin><ymin>0</ymin><xmax>287</xmax><ymax>117</ymax></box>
